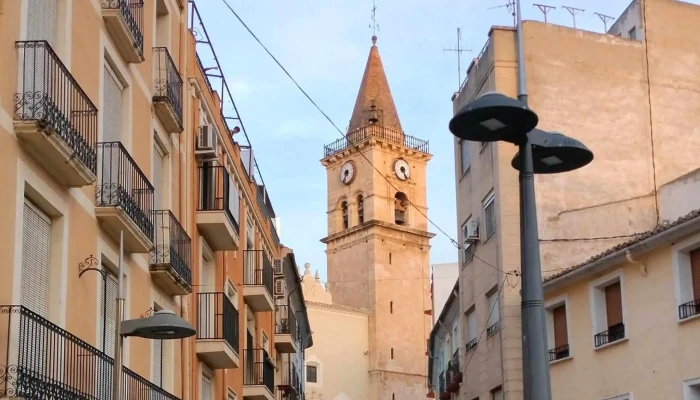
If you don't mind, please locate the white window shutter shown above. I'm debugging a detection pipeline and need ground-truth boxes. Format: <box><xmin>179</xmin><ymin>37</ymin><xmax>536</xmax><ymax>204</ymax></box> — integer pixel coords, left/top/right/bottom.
<box><xmin>201</xmin><ymin>374</ymin><xmax>212</xmax><ymax>400</ymax></box>
<box><xmin>100</xmin><ymin>270</ymin><xmax>118</xmax><ymax>356</ymax></box>
<box><xmin>20</xmin><ymin>201</ymin><xmax>51</xmax><ymax>317</ymax></box>
<box><xmin>153</xmin><ymin>143</ymin><xmax>164</xmax><ymax>209</ymax></box>
<box><xmin>152</xmin><ymin>340</ymin><xmax>163</xmax><ymax>387</ymax></box>
<box><xmin>26</xmin><ymin>0</ymin><xmax>57</xmax><ymax>45</ymax></box>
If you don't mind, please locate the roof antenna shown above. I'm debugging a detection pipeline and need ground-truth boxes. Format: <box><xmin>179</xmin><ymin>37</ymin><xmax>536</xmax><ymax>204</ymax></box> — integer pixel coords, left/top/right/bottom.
<box><xmin>594</xmin><ymin>12</ymin><xmax>615</xmax><ymax>33</ymax></box>
<box><xmin>488</xmin><ymin>0</ymin><xmax>516</xmax><ymax>26</ymax></box>
<box><xmin>533</xmin><ymin>3</ymin><xmax>556</xmax><ymax>23</ymax></box>
<box><xmin>444</xmin><ymin>28</ymin><xmax>472</xmax><ymax>91</ymax></box>
<box><xmin>562</xmin><ymin>6</ymin><xmax>584</xmax><ymax>28</ymax></box>
<box><xmin>369</xmin><ymin>0</ymin><xmax>379</xmax><ymax>45</ymax></box>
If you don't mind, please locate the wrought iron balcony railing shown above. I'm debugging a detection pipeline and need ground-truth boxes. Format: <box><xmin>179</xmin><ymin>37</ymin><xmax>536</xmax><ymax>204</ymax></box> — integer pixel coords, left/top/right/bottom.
<box><xmin>150</xmin><ymin>210</ymin><xmax>192</xmax><ymax>291</ymax></box>
<box><xmin>15</xmin><ymin>40</ymin><xmax>98</xmax><ymax>175</ymax></box>
<box><xmin>275</xmin><ymin>305</ymin><xmax>298</xmax><ymax>343</ymax></box>
<box><xmin>152</xmin><ymin>47</ymin><xmax>183</xmax><ymax>131</ymax></box>
<box><xmin>277</xmin><ymin>357</ymin><xmax>302</xmax><ymax>398</ymax></box>
<box><xmin>548</xmin><ymin>344</ymin><xmax>570</xmax><ymax>362</ymax></box>
<box><xmin>101</xmin><ymin>0</ymin><xmax>144</xmax><ymax>56</ymax></box>
<box><xmin>449</xmin><ymin>349</ymin><xmax>460</xmax><ymax>374</ymax></box>
<box><xmin>465</xmin><ymin>338</ymin><xmax>478</xmax><ymax>353</ymax></box>
<box><xmin>486</xmin><ymin>320</ymin><xmax>501</xmax><ymax>338</ymax></box>
<box><xmin>197</xmin><ymin>164</ymin><xmax>239</xmax><ymax>233</ymax></box>
<box><xmin>243</xmin><ymin>250</ymin><xmax>274</xmax><ymax>296</ymax></box>
<box><xmin>437</xmin><ymin>370</ymin><xmax>446</xmax><ymax>395</ymax></box>
<box><xmin>196</xmin><ymin>293</ymin><xmax>239</xmax><ymax>354</ymax></box>
<box><xmin>679</xmin><ymin>298</ymin><xmax>700</xmax><ymax>320</ymax></box>
<box><xmin>323</xmin><ymin>125</ymin><xmax>429</xmax><ymax>158</ymax></box>
<box><xmin>243</xmin><ymin>348</ymin><xmax>274</xmax><ymax>394</ymax></box>
<box><xmin>594</xmin><ymin>323</ymin><xmax>625</xmax><ymax>348</ymax></box>
<box><xmin>0</xmin><ymin>305</ymin><xmax>179</xmax><ymax>399</ymax></box>
<box><xmin>96</xmin><ymin>141</ymin><xmax>155</xmax><ymax>241</ymax></box>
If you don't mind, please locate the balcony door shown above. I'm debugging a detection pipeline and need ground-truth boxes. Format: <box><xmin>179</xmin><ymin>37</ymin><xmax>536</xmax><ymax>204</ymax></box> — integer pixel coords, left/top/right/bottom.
<box><xmin>98</xmin><ymin>266</ymin><xmax>118</xmax><ymax>400</ymax></box>
<box><xmin>198</xmin><ymin>247</ymin><xmax>216</xmax><ymax>338</ymax></box>
<box><xmin>98</xmin><ymin>65</ymin><xmax>125</xmax><ymax>207</ymax></box>
<box><xmin>199</xmin><ymin>161</ymin><xmax>216</xmax><ymax>210</ymax></box>
<box><xmin>20</xmin><ymin>0</ymin><xmax>58</xmax><ymax>115</ymax></box>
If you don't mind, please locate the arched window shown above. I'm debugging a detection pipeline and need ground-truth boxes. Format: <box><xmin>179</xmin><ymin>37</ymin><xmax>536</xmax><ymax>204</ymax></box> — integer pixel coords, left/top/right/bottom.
<box><xmin>394</xmin><ymin>192</ymin><xmax>408</xmax><ymax>225</ymax></box>
<box><xmin>357</xmin><ymin>195</ymin><xmax>364</xmax><ymax>224</ymax></box>
<box><xmin>341</xmin><ymin>200</ymin><xmax>349</xmax><ymax>230</ymax></box>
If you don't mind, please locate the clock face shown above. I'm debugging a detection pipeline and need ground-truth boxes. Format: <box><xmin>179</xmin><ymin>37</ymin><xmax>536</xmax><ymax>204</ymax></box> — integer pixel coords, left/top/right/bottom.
<box><xmin>340</xmin><ymin>161</ymin><xmax>355</xmax><ymax>185</ymax></box>
<box><xmin>394</xmin><ymin>159</ymin><xmax>410</xmax><ymax>180</ymax></box>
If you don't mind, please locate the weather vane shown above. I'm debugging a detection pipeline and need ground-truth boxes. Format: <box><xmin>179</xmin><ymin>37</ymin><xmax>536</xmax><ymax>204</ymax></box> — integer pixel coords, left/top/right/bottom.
<box><xmin>370</xmin><ymin>0</ymin><xmax>379</xmax><ymax>44</ymax></box>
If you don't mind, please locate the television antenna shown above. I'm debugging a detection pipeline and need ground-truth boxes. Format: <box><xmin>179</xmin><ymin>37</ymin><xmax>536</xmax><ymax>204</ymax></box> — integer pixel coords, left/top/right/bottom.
<box><xmin>594</xmin><ymin>12</ymin><xmax>615</xmax><ymax>33</ymax></box>
<box><xmin>444</xmin><ymin>28</ymin><xmax>472</xmax><ymax>90</ymax></box>
<box><xmin>533</xmin><ymin>3</ymin><xmax>556</xmax><ymax>23</ymax></box>
<box><xmin>488</xmin><ymin>0</ymin><xmax>516</xmax><ymax>26</ymax></box>
<box><xmin>562</xmin><ymin>6</ymin><xmax>584</xmax><ymax>28</ymax></box>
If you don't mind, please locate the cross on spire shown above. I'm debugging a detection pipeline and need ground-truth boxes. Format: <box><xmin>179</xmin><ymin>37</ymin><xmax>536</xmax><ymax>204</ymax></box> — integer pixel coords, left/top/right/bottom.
<box><xmin>370</xmin><ymin>0</ymin><xmax>379</xmax><ymax>45</ymax></box>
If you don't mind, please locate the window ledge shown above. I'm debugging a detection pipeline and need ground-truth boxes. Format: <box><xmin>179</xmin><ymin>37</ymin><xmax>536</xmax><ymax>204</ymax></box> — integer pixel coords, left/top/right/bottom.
<box><xmin>678</xmin><ymin>312</ymin><xmax>700</xmax><ymax>325</ymax></box>
<box><xmin>594</xmin><ymin>337</ymin><xmax>628</xmax><ymax>352</ymax></box>
<box><xmin>549</xmin><ymin>356</ymin><xmax>573</xmax><ymax>366</ymax></box>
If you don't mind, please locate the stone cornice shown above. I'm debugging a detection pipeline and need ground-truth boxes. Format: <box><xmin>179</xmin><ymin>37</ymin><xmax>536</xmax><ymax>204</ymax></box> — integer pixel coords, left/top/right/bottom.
<box><xmin>306</xmin><ymin>301</ymin><xmax>371</xmax><ymax>315</ymax></box>
<box><xmin>321</xmin><ymin>138</ymin><xmax>432</xmax><ymax>167</ymax></box>
<box><xmin>320</xmin><ymin>219</ymin><xmax>435</xmax><ymax>244</ymax></box>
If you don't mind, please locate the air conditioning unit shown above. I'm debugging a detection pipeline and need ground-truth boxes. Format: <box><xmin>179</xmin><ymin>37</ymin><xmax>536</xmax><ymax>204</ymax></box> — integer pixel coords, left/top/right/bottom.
<box><xmin>274</xmin><ymin>278</ymin><xmax>285</xmax><ymax>297</ymax></box>
<box><xmin>195</xmin><ymin>125</ymin><xmax>217</xmax><ymax>157</ymax></box>
<box><xmin>274</xmin><ymin>259</ymin><xmax>283</xmax><ymax>276</ymax></box>
<box><xmin>466</xmin><ymin>219</ymin><xmax>480</xmax><ymax>241</ymax></box>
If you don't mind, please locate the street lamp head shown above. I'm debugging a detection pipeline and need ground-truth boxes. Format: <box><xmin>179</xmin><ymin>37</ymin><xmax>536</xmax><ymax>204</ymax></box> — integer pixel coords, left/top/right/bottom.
<box><xmin>121</xmin><ymin>309</ymin><xmax>196</xmax><ymax>340</ymax></box>
<box><xmin>511</xmin><ymin>129</ymin><xmax>594</xmax><ymax>174</ymax></box>
<box><xmin>449</xmin><ymin>91</ymin><xmax>539</xmax><ymax>144</ymax></box>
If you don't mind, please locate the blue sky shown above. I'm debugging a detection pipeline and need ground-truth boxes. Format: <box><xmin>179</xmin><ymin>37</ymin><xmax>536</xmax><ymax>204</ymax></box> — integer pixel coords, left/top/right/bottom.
<box><xmin>194</xmin><ymin>0</ymin><xmax>692</xmax><ymax>283</ymax></box>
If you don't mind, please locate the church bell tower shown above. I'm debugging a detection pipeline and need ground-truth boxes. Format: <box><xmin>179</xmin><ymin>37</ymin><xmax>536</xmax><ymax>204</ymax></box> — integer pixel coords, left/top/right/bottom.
<box><xmin>320</xmin><ymin>34</ymin><xmax>433</xmax><ymax>400</ymax></box>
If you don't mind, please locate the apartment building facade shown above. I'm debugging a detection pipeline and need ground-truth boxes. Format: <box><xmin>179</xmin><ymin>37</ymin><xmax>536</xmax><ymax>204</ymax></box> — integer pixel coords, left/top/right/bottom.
<box><xmin>428</xmin><ymin>281</ymin><xmax>464</xmax><ymax>400</ymax></box>
<box><xmin>0</xmin><ymin>0</ymin><xmax>310</xmax><ymax>399</ymax></box>
<box><xmin>450</xmin><ymin>0</ymin><xmax>700</xmax><ymax>399</ymax></box>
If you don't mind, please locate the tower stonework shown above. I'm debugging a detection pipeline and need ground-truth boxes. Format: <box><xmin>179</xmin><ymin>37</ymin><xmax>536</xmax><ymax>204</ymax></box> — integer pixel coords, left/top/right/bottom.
<box><xmin>321</xmin><ymin>38</ymin><xmax>433</xmax><ymax>400</ymax></box>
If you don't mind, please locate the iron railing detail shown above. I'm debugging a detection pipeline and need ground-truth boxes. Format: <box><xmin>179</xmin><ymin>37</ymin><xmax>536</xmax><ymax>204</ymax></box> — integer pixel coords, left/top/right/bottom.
<box><xmin>679</xmin><ymin>298</ymin><xmax>700</xmax><ymax>320</ymax></box>
<box><xmin>15</xmin><ymin>41</ymin><xmax>98</xmax><ymax>174</ymax></box>
<box><xmin>196</xmin><ymin>293</ymin><xmax>239</xmax><ymax>354</ymax></box>
<box><xmin>465</xmin><ymin>338</ymin><xmax>478</xmax><ymax>353</ymax></box>
<box><xmin>96</xmin><ymin>141</ymin><xmax>155</xmax><ymax>243</ymax></box>
<box><xmin>152</xmin><ymin>47</ymin><xmax>183</xmax><ymax>128</ymax></box>
<box><xmin>101</xmin><ymin>0</ymin><xmax>144</xmax><ymax>57</ymax></box>
<box><xmin>197</xmin><ymin>164</ymin><xmax>238</xmax><ymax>233</ymax></box>
<box><xmin>275</xmin><ymin>305</ymin><xmax>298</xmax><ymax>343</ymax></box>
<box><xmin>594</xmin><ymin>323</ymin><xmax>625</xmax><ymax>347</ymax></box>
<box><xmin>323</xmin><ymin>125</ymin><xmax>429</xmax><ymax>158</ymax></box>
<box><xmin>277</xmin><ymin>357</ymin><xmax>301</xmax><ymax>399</ymax></box>
<box><xmin>150</xmin><ymin>210</ymin><xmax>192</xmax><ymax>289</ymax></box>
<box><xmin>243</xmin><ymin>250</ymin><xmax>274</xmax><ymax>297</ymax></box>
<box><xmin>243</xmin><ymin>349</ymin><xmax>274</xmax><ymax>394</ymax></box>
<box><xmin>0</xmin><ymin>305</ymin><xmax>179</xmax><ymax>399</ymax></box>
<box><xmin>548</xmin><ymin>344</ymin><xmax>570</xmax><ymax>362</ymax></box>
<box><xmin>486</xmin><ymin>320</ymin><xmax>501</xmax><ymax>338</ymax></box>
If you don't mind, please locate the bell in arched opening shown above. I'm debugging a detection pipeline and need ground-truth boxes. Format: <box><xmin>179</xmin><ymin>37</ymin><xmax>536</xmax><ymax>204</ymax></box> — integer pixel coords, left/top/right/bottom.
<box><xmin>367</xmin><ymin>100</ymin><xmax>380</xmax><ymax>125</ymax></box>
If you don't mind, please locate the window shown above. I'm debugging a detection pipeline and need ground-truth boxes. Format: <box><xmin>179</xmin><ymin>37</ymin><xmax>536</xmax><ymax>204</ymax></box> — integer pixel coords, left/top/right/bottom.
<box><xmin>461</xmin><ymin>218</ymin><xmax>474</xmax><ymax>264</ymax></box>
<box><xmin>459</xmin><ymin>140</ymin><xmax>470</xmax><ymax>174</ymax></box>
<box><xmin>103</xmin><ymin>64</ymin><xmax>123</xmax><ymax>142</ymax></box>
<box><xmin>391</xmin><ymin>348</ymin><xmax>394</xmax><ymax>359</ymax></box>
<box><xmin>153</xmin><ymin>139</ymin><xmax>165</xmax><ymax>209</ymax></box>
<box><xmin>589</xmin><ymin>270</ymin><xmax>625</xmax><ymax>348</ymax></box>
<box><xmin>225</xmin><ymin>279</ymin><xmax>238</xmax><ymax>310</ymax></box>
<box><xmin>152</xmin><ymin>304</ymin><xmax>164</xmax><ymax>388</ymax></box>
<box><xmin>394</xmin><ymin>192</ymin><xmax>408</xmax><ymax>225</ymax></box>
<box><xmin>357</xmin><ymin>195</ymin><xmax>364</xmax><ymax>224</ymax></box>
<box><xmin>673</xmin><ymin>236</ymin><xmax>700</xmax><ymax>321</ymax></box>
<box><xmin>465</xmin><ymin>307</ymin><xmax>477</xmax><ymax>352</ymax></box>
<box><xmin>306</xmin><ymin>365</ymin><xmax>318</xmax><ymax>383</ymax></box>
<box><xmin>486</xmin><ymin>290</ymin><xmax>501</xmax><ymax>337</ymax></box>
<box><xmin>155</xmin><ymin>0</ymin><xmax>170</xmax><ymax>47</ymax></box>
<box><xmin>201</xmin><ymin>370</ymin><xmax>213</xmax><ymax>400</ymax></box>
<box><xmin>341</xmin><ymin>200</ymin><xmax>349</xmax><ymax>229</ymax></box>
<box><xmin>683</xmin><ymin>377</ymin><xmax>700</xmax><ymax>400</ymax></box>
<box><xmin>390</xmin><ymin>301</ymin><xmax>393</xmax><ymax>314</ymax></box>
<box><xmin>483</xmin><ymin>193</ymin><xmax>496</xmax><ymax>240</ymax></box>
<box><xmin>545</xmin><ymin>296</ymin><xmax>570</xmax><ymax>362</ymax></box>
<box><xmin>628</xmin><ymin>26</ymin><xmax>637</xmax><ymax>40</ymax></box>
<box><xmin>491</xmin><ymin>386</ymin><xmax>504</xmax><ymax>400</ymax></box>
<box><xmin>26</xmin><ymin>0</ymin><xmax>57</xmax><ymax>45</ymax></box>
<box><xmin>20</xmin><ymin>200</ymin><xmax>51</xmax><ymax>317</ymax></box>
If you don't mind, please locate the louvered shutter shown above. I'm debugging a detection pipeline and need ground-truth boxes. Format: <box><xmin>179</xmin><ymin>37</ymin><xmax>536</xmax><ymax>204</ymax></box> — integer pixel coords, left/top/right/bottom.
<box><xmin>605</xmin><ymin>282</ymin><xmax>623</xmax><ymax>327</ymax></box>
<box><xmin>27</xmin><ymin>0</ymin><xmax>57</xmax><ymax>44</ymax></box>
<box><xmin>201</xmin><ymin>374</ymin><xmax>212</xmax><ymax>400</ymax></box>
<box><xmin>553</xmin><ymin>305</ymin><xmax>568</xmax><ymax>348</ymax></box>
<box><xmin>20</xmin><ymin>201</ymin><xmax>51</xmax><ymax>317</ymax></box>
<box><xmin>690</xmin><ymin>249</ymin><xmax>700</xmax><ymax>300</ymax></box>
<box><xmin>468</xmin><ymin>311</ymin><xmax>477</xmax><ymax>341</ymax></box>
<box><xmin>103</xmin><ymin>67</ymin><xmax>122</xmax><ymax>142</ymax></box>
<box><xmin>101</xmin><ymin>67</ymin><xmax>123</xmax><ymax>205</ymax></box>
<box><xmin>228</xmin><ymin>176</ymin><xmax>240</xmax><ymax>227</ymax></box>
<box><xmin>100</xmin><ymin>270</ymin><xmax>119</xmax><ymax>356</ymax></box>
<box><xmin>153</xmin><ymin>143</ymin><xmax>164</xmax><ymax>209</ymax></box>
<box><xmin>152</xmin><ymin>340</ymin><xmax>163</xmax><ymax>387</ymax></box>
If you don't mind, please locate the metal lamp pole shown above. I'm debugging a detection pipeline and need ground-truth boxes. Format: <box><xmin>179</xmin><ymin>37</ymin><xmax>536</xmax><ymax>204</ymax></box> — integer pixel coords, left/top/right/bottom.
<box><xmin>112</xmin><ymin>230</ymin><xmax>125</xmax><ymax>400</ymax></box>
<box><xmin>515</xmin><ymin>0</ymin><xmax>553</xmax><ymax>399</ymax></box>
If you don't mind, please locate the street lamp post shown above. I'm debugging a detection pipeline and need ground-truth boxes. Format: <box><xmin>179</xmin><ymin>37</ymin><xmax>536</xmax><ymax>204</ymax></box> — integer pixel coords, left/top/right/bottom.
<box><xmin>448</xmin><ymin>12</ymin><xmax>593</xmax><ymax>400</ymax></box>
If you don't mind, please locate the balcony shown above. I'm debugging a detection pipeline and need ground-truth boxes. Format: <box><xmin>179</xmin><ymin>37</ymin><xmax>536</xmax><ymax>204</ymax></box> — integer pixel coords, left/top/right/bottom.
<box><xmin>465</xmin><ymin>338</ymin><xmax>477</xmax><ymax>353</ymax></box>
<box><xmin>196</xmin><ymin>292</ymin><xmax>240</xmax><ymax>369</ymax></box>
<box><xmin>243</xmin><ymin>349</ymin><xmax>274</xmax><ymax>400</ymax></box>
<box><xmin>323</xmin><ymin>125</ymin><xmax>429</xmax><ymax>158</ymax></box>
<box><xmin>14</xmin><ymin>41</ymin><xmax>97</xmax><ymax>187</ymax></box>
<box><xmin>274</xmin><ymin>305</ymin><xmax>298</xmax><ymax>354</ymax></box>
<box><xmin>679</xmin><ymin>298</ymin><xmax>700</xmax><ymax>320</ymax></box>
<box><xmin>437</xmin><ymin>371</ymin><xmax>448</xmax><ymax>400</ymax></box>
<box><xmin>101</xmin><ymin>0</ymin><xmax>144</xmax><ymax>63</ymax></box>
<box><xmin>197</xmin><ymin>164</ymin><xmax>240</xmax><ymax>251</ymax></box>
<box><xmin>486</xmin><ymin>320</ymin><xmax>501</xmax><ymax>338</ymax></box>
<box><xmin>243</xmin><ymin>250</ymin><xmax>274</xmax><ymax>312</ymax></box>
<box><xmin>446</xmin><ymin>349</ymin><xmax>461</xmax><ymax>392</ymax></box>
<box><xmin>95</xmin><ymin>142</ymin><xmax>154</xmax><ymax>253</ymax></box>
<box><xmin>153</xmin><ymin>47</ymin><xmax>183</xmax><ymax>133</ymax></box>
<box><xmin>594</xmin><ymin>323</ymin><xmax>625</xmax><ymax>348</ymax></box>
<box><xmin>548</xmin><ymin>344</ymin><xmax>570</xmax><ymax>362</ymax></box>
<box><xmin>0</xmin><ymin>305</ymin><xmax>179</xmax><ymax>399</ymax></box>
<box><xmin>150</xmin><ymin>210</ymin><xmax>192</xmax><ymax>295</ymax></box>
<box><xmin>276</xmin><ymin>357</ymin><xmax>301</xmax><ymax>400</ymax></box>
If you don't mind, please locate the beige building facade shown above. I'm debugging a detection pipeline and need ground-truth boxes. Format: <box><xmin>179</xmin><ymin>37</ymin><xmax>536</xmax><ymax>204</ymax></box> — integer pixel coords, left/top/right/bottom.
<box><xmin>0</xmin><ymin>1</ymin><xmax>310</xmax><ymax>400</ymax></box>
<box><xmin>450</xmin><ymin>0</ymin><xmax>700</xmax><ymax>399</ymax></box>
<box><xmin>431</xmin><ymin>263</ymin><xmax>459</xmax><ymax>326</ymax></box>
<box><xmin>319</xmin><ymin>36</ymin><xmax>433</xmax><ymax>400</ymax></box>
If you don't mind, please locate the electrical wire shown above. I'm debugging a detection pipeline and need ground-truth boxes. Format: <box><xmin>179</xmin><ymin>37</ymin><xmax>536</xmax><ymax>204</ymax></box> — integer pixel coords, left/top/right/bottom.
<box><xmin>218</xmin><ymin>0</ymin><xmax>462</xmax><ymax>254</ymax></box>
<box><xmin>461</xmin><ymin>277</ymin><xmax>508</xmax><ymax>370</ymax></box>
<box><xmin>539</xmin><ymin>233</ymin><xmax>643</xmax><ymax>242</ymax></box>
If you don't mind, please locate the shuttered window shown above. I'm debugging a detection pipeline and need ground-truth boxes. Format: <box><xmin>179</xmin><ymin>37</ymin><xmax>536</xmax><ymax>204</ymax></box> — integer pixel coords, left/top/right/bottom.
<box><xmin>153</xmin><ymin>141</ymin><xmax>164</xmax><ymax>209</ymax></box>
<box><xmin>99</xmin><ymin>269</ymin><xmax>119</xmax><ymax>356</ymax></box>
<box><xmin>486</xmin><ymin>290</ymin><xmax>500</xmax><ymax>327</ymax></box>
<box><xmin>467</xmin><ymin>310</ymin><xmax>477</xmax><ymax>341</ymax></box>
<box><xmin>201</xmin><ymin>374</ymin><xmax>212</xmax><ymax>400</ymax></box>
<box><xmin>152</xmin><ymin>339</ymin><xmax>163</xmax><ymax>387</ymax></box>
<box><xmin>690</xmin><ymin>248</ymin><xmax>700</xmax><ymax>300</ymax></box>
<box><xmin>104</xmin><ymin>66</ymin><xmax>122</xmax><ymax>142</ymax></box>
<box><xmin>228</xmin><ymin>176</ymin><xmax>240</xmax><ymax>227</ymax></box>
<box><xmin>27</xmin><ymin>0</ymin><xmax>57</xmax><ymax>45</ymax></box>
<box><xmin>605</xmin><ymin>282</ymin><xmax>623</xmax><ymax>327</ymax></box>
<box><xmin>20</xmin><ymin>201</ymin><xmax>51</xmax><ymax>317</ymax></box>
<box><xmin>552</xmin><ymin>305</ymin><xmax>568</xmax><ymax>348</ymax></box>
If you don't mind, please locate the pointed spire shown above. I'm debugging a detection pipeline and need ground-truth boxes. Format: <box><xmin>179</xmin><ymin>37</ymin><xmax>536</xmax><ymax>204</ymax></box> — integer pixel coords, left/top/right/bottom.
<box><xmin>347</xmin><ymin>41</ymin><xmax>402</xmax><ymax>132</ymax></box>
<box><xmin>315</xmin><ymin>270</ymin><xmax>321</xmax><ymax>282</ymax></box>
